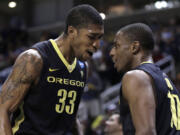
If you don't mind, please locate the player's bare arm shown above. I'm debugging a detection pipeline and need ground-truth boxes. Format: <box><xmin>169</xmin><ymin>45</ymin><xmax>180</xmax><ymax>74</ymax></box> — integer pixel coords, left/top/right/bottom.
<box><xmin>0</xmin><ymin>49</ymin><xmax>43</xmax><ymax>135</ymax></box>
<box><xmin>122</xmin><ymin>70</ymin><xmax>156</xmax><ymax>135</ymax></box>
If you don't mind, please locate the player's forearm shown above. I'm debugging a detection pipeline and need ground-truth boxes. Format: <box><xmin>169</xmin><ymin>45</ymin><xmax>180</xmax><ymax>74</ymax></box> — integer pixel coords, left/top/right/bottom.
<box><xmin>0</xmin><ymin>109</ymin><xmax>13</xmax><ymax>135</ymax></box>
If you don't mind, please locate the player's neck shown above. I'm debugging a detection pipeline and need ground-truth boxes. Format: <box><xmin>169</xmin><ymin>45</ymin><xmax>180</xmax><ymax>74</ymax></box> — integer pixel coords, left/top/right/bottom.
<box><xmin>55</xmin><ymin>34</ymin><xmax>75</xmax><ymax>64</ymax></box>
<box><xmin>132</xmin><ymin>53</ymin><xmax>153</xmax><ymax>69</ymax></box>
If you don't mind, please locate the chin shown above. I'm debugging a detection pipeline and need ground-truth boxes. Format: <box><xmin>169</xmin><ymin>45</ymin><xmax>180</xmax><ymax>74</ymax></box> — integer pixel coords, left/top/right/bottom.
<box><xmin>114</xmin><ymin>63</ymin><xmax>121</xmax><ymax>71</ymax></box>
<box><xmin>80</xmin><ymin>57</ymin><xmax>88</xmax><ymax>61</ymax></box>
<box><xmin>117</xmin><ymin>67</ymin><xmax>127</xmax><ymax>74</ymax></box>
<box><xmin>116</xmin><ymin>68</ymin><xmax>120</xmax><ymax>72</ymax></box>
<box><xmin>84</xmin><ymin>55</ymin><xmax>92</xmax><ymax>61</ymax></box>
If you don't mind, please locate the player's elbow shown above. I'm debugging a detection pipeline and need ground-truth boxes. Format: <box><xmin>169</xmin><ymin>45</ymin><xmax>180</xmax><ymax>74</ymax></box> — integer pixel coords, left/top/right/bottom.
<box><xmin>136</xmin><ymin>128</ymin><xmax>156</xmax><ymax>135</ymax></box>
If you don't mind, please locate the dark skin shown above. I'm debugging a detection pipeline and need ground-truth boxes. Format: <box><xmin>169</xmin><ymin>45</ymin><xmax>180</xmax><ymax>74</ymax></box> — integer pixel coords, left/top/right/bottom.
<box><xmin>122</xmin><ymin>70</ymin><xmax>156</xmax><ymax>135</ymax></box>
<box><xmin>110</xmin><ymin>31</ymin><xmax>156</xmax><ymax>135</ymax></box>
<box><xmin>0</xmin><ymin>24</ymin><xmax>104</xmax><ymax>135</ymax></box>
<box><xmin>0</xmin><ymin>50</ymin><xmax>43</xmax><ymax>135</ymax></box>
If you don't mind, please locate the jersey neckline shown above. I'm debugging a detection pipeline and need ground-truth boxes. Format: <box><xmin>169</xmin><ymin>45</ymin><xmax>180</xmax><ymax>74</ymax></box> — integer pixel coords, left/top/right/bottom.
<box><xmin>140</xmin><ymin>61</ymin><xmax>153</xmax><ymax>65</ymax></box>
<box><xmin>50</xmin><ymin>39</ymin><xmax>77</xmax><ymax>73</ymax></box>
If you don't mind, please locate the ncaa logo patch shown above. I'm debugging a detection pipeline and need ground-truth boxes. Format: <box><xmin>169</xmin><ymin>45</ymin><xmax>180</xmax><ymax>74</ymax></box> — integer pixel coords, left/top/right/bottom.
<box><xmin>78</xmin><ymin>61</ymin><xmax>85</xmax><ymax>69</ymax></box>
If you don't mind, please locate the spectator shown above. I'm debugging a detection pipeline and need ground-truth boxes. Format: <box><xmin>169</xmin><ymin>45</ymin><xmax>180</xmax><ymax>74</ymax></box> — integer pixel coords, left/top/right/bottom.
<box><xmin>104</xmin><ymin>113</ymin><xmax>123</xmax><ymax>135</ymax></box>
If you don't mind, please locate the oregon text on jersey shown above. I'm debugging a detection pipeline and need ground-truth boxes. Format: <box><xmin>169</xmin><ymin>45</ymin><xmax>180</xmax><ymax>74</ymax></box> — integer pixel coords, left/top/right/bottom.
<box><xmin>47</xmin><ymin>76</ymin><xmax>85</xmax><ymax>87</ymax></box>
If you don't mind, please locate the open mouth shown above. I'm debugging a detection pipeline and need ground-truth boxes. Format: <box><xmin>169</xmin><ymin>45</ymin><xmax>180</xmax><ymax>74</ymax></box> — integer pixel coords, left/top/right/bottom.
<box><xmin>87</xmin><ymin>51</ymin><xmax>93</xmax><ymax>56</ymax></box>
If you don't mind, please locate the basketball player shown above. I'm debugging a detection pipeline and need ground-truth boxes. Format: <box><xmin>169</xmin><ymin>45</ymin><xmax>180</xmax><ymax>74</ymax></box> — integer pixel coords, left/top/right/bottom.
<box><xmin>104</xmin><ymin>113</ymin><xmax>123</xmax><ymax>135</ymax></box>
<box><xmin>110</xmin><ymin>23</ymin><xmax>180</xmax><ymax>135</ymax></box>
<box><xmin>0</xmin><ymin>4</ymin><xmax>104</xmax><ymax>135</ymax></box>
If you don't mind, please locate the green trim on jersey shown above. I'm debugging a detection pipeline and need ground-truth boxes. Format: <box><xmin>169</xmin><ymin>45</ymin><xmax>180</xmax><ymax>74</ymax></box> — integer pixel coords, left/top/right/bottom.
<box><xmin>12</xmin><ymin>102</ymin><xmax>25</xmax><ymax>134</ymax></box>
<box><xmin>50</xmin><ymin>39</ymin><xmax>77</xmax><ymax>73</ymax></box>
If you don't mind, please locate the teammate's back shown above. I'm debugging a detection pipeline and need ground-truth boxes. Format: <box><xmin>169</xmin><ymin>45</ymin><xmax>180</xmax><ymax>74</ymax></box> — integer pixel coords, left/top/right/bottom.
<box><xmin>120</xmin><ymin>63</ymin><xmax>180</xmax><ymax>135</ymax></box>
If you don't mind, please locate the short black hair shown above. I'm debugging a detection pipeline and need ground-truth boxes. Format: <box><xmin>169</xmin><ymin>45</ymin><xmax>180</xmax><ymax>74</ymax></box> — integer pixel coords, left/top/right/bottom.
<box><xmin>64</xmin><ymin>4</ymin><xmax>103</xmax><ymax>34</ymax></box>
<box><xmin>120</xmin><ymin>23</ymin><xmax>155</xmax><ymax>51</ymax></box>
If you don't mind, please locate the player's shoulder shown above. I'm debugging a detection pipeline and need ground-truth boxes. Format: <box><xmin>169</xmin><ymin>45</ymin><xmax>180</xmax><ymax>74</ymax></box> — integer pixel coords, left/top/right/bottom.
<box><xmin>122</xmin><ymin>69</ymin><xmax>152</xmax><ymax>85</ymax></box>
<box><xmin>122</xmin><ymin>70</ymin><xmax>154</xmax><ymax>100</ymax></box>
<box><xmin>16</xmin><ymin>49</ymin><xmax>43</xmax><ymax>66</ymax></box>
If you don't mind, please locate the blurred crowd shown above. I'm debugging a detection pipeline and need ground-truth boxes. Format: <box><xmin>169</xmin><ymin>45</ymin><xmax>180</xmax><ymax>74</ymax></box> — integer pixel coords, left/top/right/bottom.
<box><xmin>0</xmin><ymin>16</ymin><xmax>180</xmax><ymax>135</ymax></box>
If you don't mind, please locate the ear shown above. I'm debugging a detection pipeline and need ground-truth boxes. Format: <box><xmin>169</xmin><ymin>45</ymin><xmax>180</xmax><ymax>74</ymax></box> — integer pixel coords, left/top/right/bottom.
<box><xmin>130</xmin><ymin>41</ymin><xmax>140</xmax><ymax>54</ymax></box>
<box><xmin>67</xmin><ymin>26</ymin><xmax>78</xmax><ymax>38</ymax></box>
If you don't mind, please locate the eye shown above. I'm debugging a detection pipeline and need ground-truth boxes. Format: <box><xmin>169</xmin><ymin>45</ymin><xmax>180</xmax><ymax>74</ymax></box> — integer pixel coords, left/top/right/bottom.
<box><xmin>112</xmin><ymin>43</ymin><xmax>118</xmax><ymax>49</ymax></box>
<box><xmin>98</xmin><ymin>35</ymin><xmax>103</xmax><ymax>39</ymax></box>
<box><xmin>88</xmin><ymin>35</ymin><xmax>96</xmax><ymax>40</ymax></box>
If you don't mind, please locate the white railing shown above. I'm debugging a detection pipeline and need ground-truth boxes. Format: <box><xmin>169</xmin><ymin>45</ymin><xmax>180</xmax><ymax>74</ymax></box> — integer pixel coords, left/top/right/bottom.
<box><xmin>155</xmin><ymin>55</ymin><xmax>176</xmax><ymax>79</ymax></box>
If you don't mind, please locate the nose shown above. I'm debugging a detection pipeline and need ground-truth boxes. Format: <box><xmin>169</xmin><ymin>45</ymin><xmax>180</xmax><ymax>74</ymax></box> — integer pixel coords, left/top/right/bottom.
<box><xmin>92</xmin><ymin>40</ymin><xmax>100</xmax><ymax>50</ymax></box>
<box><xmin>109</xmin><ymin>47</ymin><xmax>115</xmax><ymax>57</ymax></box>
<box><xmin>105</xmin><ymin>121</ymin><xmax>109</xmax><ymax>126</ymax></box>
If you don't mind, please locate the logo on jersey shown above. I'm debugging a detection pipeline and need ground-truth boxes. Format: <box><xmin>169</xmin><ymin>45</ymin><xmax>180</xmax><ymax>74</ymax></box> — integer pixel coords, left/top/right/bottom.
<box><xmin>49</xmin><ymin>68</ymin><xmax>59</xmax><ymax>72</ymax></box>
<box><xmin>47</xmin><ymin>76</ymin><xmax>85</xmax><ymax>87</ymax></box>
<box><xmin>78</xmin><ymin>61</ymin><xmax>85</xmax><ymax>69</ymax></box>
<box><xmin>80</xmin><ymin>71</ymin><xmax>84</xmax><ymax>78</ymax></box>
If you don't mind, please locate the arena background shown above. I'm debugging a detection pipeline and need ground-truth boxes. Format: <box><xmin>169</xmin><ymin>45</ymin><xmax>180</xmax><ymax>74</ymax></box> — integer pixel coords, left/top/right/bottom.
<box><xmin>0</xmin><ymin>0</ymin><xmax>180</xmax><ymax>134</ymax></box>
